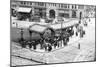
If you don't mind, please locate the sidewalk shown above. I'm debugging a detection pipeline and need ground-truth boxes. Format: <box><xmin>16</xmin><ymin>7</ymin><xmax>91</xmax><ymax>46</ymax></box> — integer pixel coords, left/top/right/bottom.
<box><xmin>11</xmin><ymin>42</ymin><xmax>80</xmax><ymax>65</ymax></box>
<box><xmin>11</xmin><ymin>34</ymin><xmax>81</xmax><ymax>65</ymax></box>
<box><xmin>73</xmin><ymin>45</ymin><xmax>95</xmax><ymax>62</ymax></box>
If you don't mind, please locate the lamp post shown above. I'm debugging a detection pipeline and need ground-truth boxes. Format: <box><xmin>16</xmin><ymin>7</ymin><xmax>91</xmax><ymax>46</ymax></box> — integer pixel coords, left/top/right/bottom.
<box><xmin>20</xmin><ymin>28</ymin><xmax>24</xmax><ymax>41</ymax></box>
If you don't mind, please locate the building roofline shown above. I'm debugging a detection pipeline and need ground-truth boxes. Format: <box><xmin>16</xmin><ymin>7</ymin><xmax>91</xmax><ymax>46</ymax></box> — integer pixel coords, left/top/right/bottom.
<box><xmin>10</xmin><ymin>0</ymin><xmax>96</xmax><ymax>7</ymax></box>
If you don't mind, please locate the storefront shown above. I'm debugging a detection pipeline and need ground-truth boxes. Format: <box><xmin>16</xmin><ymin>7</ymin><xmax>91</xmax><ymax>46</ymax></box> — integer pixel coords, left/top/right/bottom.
<box><xmin>58</xmin><ymin>9</ymin><xmax>70</xmax><ymax>18</ymax></box>
<box><xmin>17</xmin><ymin>7</ymin><xmax>32</xmax><ymax>20</ymax></box>
<box><xmin>34</xmin><ymin>7</ymin><xmax>46</xmax><ymax>19</ymax></box>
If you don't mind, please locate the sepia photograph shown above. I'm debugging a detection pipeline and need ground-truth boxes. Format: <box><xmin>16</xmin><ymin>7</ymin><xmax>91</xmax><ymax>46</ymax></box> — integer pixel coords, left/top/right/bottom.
<box><xmin>10</xmin><ymin>0</ymin><xmax>96</xmax><ymax>66</ymax></box>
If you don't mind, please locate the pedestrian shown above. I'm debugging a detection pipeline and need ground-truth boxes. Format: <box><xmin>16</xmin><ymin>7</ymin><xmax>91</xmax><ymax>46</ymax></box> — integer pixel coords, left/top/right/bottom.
<box><xmin>28</xmin><ymin>41</ymin><xmax>32</xmax><ymax>49</ymax></box>
<box><xmin>44</xmin><ymin>43</ymin><xmax>48</xmax><ymax>51</ymax></box>
<box><xmin>33</xmin><ymin>40</ymin><xmax>39</xmax><ymax>50</ymax></box>
<box><xmin>48</xmin><ymin>45</ymin><xmax>52</xmax><ymax>52</ymax></box>
<box><xmin>79</xmin><ymin>20</ymin><xmax>81</xmax><ymax>24</ymax></box>
<box><xmin>20</xmin><ymin>41</ymin><xmax>24</xmax><ymax>48</ymax></box>
<box><xmin>53</xmin><ymin>42</ymin><xmax>57</xmax><ymax>49</ymax></box>
<box><xmin>89</xmin><ymin>18</ymin><xmax>91</xmax><ymax>22</ymax></box>
<box><xmin>16</xmin><ymin>23</ymin><xmax>18</xmax><ymax>28</ymax></box>
<box><xmin>33</xmin><ymin>44</ymin><xmax>36</xmax><ymax>50</ymax></box>
<box><xmin>31</xmin><ymin>41</ymin><xmax>36</xmax><ymax>50</ymax></box>
<box><xmin>76</xmin><ymin>32</ymin><xmax>78</xmax><ymax>36</ymax></box>
<box><xmin>84</xmin><ymin>21</ymin><xmax>87</xmax><ymax>26</ymax></box>
<box><xmin>63</xmin><ymin>38</ymin><xmax>66</xmax><ymax>46</ymax></box>
<box><xmin>22</xmin><ymin>40</ymin><xmax>26</xmax><ymax>48</ymax></box>
<box><xmin>39</xmin><ymin>39</ymin><xmax>44</xmax><ymax>49</ymax></box>
<box><xmin>78</xmin><ymin>43</ymin><xmax>80</xmax><ymax>49</ymax></box>
<box><xmin>46</xmin><ymin>43</ymin><xmax>52</xmax><ymax>52</ymax></box>
<box><xmin>83</xmin><ymin>30</ymin><xmax>85</xmax><ymax>35</ymax></box>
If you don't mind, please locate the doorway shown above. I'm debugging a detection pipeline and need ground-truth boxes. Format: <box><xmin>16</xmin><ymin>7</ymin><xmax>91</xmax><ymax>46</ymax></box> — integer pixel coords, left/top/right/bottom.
<box><xmin>72</xmin><ymin>10</ymin><xmax>76</xmax><ymax>18</ymax></box>
<box><xmin>49</xmin><ymin>9</ymin><xmax>55</xmax><ymax>18</ymax></box>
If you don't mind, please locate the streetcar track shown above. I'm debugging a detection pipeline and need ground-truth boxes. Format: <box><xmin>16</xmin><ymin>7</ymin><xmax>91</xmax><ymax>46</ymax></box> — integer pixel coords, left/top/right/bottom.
<box><xmin>12</xmin><ymin>55</ymin><xmax>46</xmax><ymax>64</ymax></box>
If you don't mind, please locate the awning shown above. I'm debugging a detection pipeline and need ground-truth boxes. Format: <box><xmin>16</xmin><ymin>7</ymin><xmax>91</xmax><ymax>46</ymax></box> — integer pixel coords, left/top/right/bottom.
<box><xmin>58</xmin><ymin>9</ymin><xmax>69</xmax><ymax>13</ymax></box>
<box><xmin>17</xmin><ymin>7</ymin><xmax>32</xmax><ymax>13</ymax></box>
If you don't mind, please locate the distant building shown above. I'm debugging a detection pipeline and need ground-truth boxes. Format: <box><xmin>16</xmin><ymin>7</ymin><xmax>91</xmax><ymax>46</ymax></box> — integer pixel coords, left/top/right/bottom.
<box><xmin>11</xmin><ymin>1</ymin><xmax>96</xmax><ymax>19</ymax></box>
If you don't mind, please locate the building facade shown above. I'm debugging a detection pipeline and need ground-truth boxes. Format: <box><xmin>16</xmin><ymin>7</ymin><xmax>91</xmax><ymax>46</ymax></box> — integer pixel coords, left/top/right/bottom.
<box><xmin>11</xmin><ymin>1</ymin><xmax>95</xmax><ymax>19</ymax></box>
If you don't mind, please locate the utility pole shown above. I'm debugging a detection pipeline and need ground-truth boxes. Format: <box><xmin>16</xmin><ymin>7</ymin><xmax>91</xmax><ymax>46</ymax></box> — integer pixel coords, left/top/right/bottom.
<box><xmin>61</xmin><ymin>18</ymin><xmax>64</xmax><ymax>47</ymax></box>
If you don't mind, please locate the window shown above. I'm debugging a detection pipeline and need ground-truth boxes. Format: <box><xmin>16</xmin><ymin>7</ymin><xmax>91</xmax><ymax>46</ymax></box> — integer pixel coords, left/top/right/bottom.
<box><xmin>49</xmin><ymin>3</ymin><xmax>52</xmax><ymax>6</ymax></box>
<box><xmin>48</xmin><ymin>3</ymin><xmax>50</xmax><ymax>6</ymax></box>
<box><xmin>59</xmin><ymin>4</ymin><xmax>60</xmax><ymax>8</ymax></box>
<box><xmin>30</xmin><ymin>2</ymin><xmax>32</xmax><ymax>5</ymax></box>
<box><xmin>26</xmin><ymin>2</ymin><xmax>29</xmax><ymax>5</ymax></box>
<box><xmin>52</xmin><ymin>3</ymin><xmax>54</xmax><ymax>6</ymax></box>
<box><xmin>12</xmin><ymin>5</ymin><xmax>16</xmax><ymax>8</ymax></box>
<box><xmin>37</xmin><ymin>2</ymin><xmax>39</xmax><ymax>6</ymax></box>
<box><xmin>35</xmin><ymin>2</ymin><xmax>37</xmax><ymax>5</ymax></box>
<box><xmin>61</xmin><ymin>4</ymin><xmax>63</xmax><ymax>8</ymax></box>
<box><xmin>67</xmin><ymin>5</ymin><xmax>69</xmax><ymax>8</ymax></box>
<box><xmin>24</xmin><ymin>2</ymin><xmax>26</xmax><ymax>5</ymax></box>
<box><xmin>41</xmin><ymin>3</ymin><xmax>44</xmax><ymax>6</ymax></box>
<box><xmin>72</xmin><ymin>5</ymin><xmax>74</xmax><ymax>9</ymax></box>
<box><xmin>75</xmin><ymin>5</ymin><xmax>77</xmax><ymax>9</ymax></box>
<box><xmin>20</xmin><ymin>1</ymin><xmax>23</xmax><ymax>4</ymax></box>
<box><xmin>64</xmin><ymin>5</ymin><xmax>67</xmax><ymax>8</ymax></box>
<box><xmin>44</xmin><ymin>3</ymin><xmax>46</xmax><ymax>7</ymax></box>
<box><xmin>55</xmin><ymin>4</ymin><xmax>56</xmax><ymax>6</ymax></box>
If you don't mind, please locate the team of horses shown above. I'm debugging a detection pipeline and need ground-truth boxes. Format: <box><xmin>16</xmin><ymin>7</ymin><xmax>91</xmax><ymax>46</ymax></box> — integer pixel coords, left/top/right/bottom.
<box><xmin>19</xmin><ymin>24</ymin><xmax>83</xmax><ymax>52</ymax></box>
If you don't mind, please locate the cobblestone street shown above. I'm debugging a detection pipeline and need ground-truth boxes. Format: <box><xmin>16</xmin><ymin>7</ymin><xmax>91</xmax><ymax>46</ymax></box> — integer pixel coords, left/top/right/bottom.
<box><xmin>11</xmin><ymin>18</ymin><xmax>95</xmax><ymax>66</ymax></box>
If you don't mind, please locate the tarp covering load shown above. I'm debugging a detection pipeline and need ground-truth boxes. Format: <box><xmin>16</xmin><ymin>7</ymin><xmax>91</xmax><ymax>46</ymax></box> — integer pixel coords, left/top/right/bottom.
<box><xmin>29</xmin><ymin>20</ymin><xmax>79</xmax><ymax>33</ymax></box>
<box><xmin>29</xmin><ymin>24</ymin><xmax>49</xmax><ymax>33</ymax></box>
<box><xmin>49</xmin><ymin>19</ymin><xmax>79</xmax><ymax>30</ymax></box>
